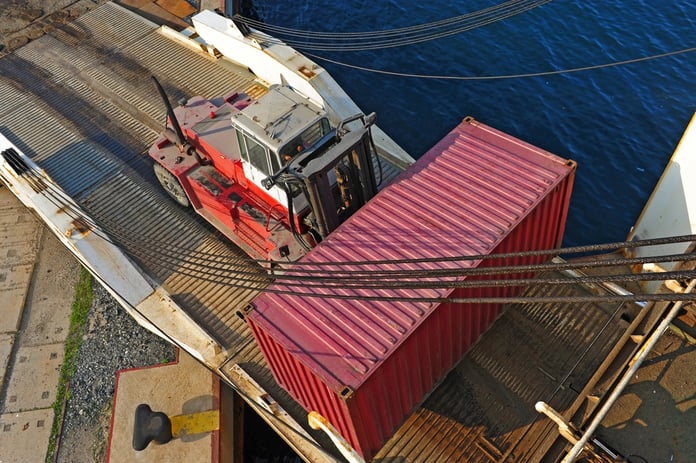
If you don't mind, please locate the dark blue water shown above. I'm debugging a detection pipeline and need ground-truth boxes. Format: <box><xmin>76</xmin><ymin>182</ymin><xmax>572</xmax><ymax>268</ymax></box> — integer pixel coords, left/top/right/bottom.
<box><xmin>252</xmin><ymin>0</ymin><xmax>695</xmax><ymax>247</ymax></box>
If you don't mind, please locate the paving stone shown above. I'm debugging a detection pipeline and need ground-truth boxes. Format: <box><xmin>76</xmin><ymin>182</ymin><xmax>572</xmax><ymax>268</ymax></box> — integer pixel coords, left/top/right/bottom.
<box><xmin>0</xmin><ymin>188</ymin><xmax>42</xmax><ymax>263</ymax></box>
<box><xmin>0</xmin><ymin>263</ymin><xmax>33</xmax><ymax>333</ymax></box>
<box><xmin>19</xmin><ymin>232</ymin><xmax>78</xmax><ymax>346</ymax></box>
<box><xmin>2</xmin><ymin>344</ymin><xmax>64</xmax><ymax>413</ymax></box>
<box><xmin>0</xmin><ymin>220</ymin><xmax>41</xmax><ymax>266</ymax></box>
<box><xmin>0</xmin><ymin>408</ymin><xmax>54</xmax><ymax>462</ymax></box>
<box><xmin>0</xmin><ymin>333</ymin><xmax>15</xmax><ymax>392</ymax></box>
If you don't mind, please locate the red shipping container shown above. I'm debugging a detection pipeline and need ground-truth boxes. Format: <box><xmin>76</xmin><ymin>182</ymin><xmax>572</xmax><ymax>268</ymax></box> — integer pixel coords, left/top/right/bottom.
<box><xmin>245</xmin><ymin>116</ymin><xmax>576</xmax><ymax>460</ymax></box>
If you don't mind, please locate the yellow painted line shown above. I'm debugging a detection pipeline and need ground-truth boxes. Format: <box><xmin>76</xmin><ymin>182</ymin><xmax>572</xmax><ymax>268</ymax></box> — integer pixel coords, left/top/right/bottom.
<box><xmin>170</xmin><ymin>410</ymin><xmax>220</xmax><ymax>437</ymax></box>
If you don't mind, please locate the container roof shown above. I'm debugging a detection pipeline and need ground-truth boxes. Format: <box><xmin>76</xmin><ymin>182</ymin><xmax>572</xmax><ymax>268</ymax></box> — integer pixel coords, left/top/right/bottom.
<box><xmin>248</xmin><ymin>117</ymin><xmax>575</xmax><ymax>391</ymax></box>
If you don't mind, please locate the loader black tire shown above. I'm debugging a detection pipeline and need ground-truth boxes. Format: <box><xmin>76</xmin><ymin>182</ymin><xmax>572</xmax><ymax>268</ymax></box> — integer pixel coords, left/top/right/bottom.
<box><xmin>153</xmin><ymin>163</ymin><xmax>190</xmax><ymax>207</ymax></box>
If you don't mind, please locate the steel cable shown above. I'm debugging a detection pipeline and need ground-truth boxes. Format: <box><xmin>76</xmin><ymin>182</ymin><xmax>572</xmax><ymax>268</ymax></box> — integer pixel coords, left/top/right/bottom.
<box><xmin>12</xmin><ymin>149</ymin><xmax>694</xmax><ymax>275</ymax></box>
<box><xmin>303</xmin><ymin>46</ymin><xmax>696</xmax><ymax>81</ymax></box>
<box><xmin>239</xmin><ymin>0</ymin><xmax>543</xmax><ymax>38</ymax></box>
<box><xmin>234</xmin><ymin>2</ymin><xmax>694</xmax><ymax>83</ymax></box>
<box><xmin>7</xmin><ymin>161</ymin><xmax>696</xmax><ymax>305</ymax></box>
<box><xmin>87</xmin><ymin>214</ymin><xmax>696</xmax><ymax>290</ymax></box>
<box><xmin>34</xmin><ymin>171</ymin><xmax>694</xmax><ymax>271</ymax></box>
<box><xmin>237</xmin><ymin>0</ymin><xmax>552</xmax><ymax>51</ymax></box>
<box><xmin>11</xmin><ymin>193</ymin><xmax>696</xmax><ymax>305</ymax></box>
<box><xmin>21</xmin><ymin>166</ymin><xmax>696</xmax><ymax>280</ymax></box>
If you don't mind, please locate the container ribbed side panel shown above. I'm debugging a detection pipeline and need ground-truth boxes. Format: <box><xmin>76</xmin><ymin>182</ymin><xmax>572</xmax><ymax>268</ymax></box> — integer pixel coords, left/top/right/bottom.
<box><xmin>246</xmin><ymin>314</ymin><xmax>363</xmax><ymax>453</ymax></box>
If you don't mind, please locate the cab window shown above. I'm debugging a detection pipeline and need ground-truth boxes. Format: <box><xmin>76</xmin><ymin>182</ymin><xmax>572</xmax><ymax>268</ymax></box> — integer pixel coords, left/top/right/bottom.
<box><xmin>280</xmin><ymin>118</ymin><xmax>331</xmax><ymax>164</ymax></box>
<box><xmin>236</xmin><ymin>130</ymin><xmax>280</xmax><ymax>176</ymax></box>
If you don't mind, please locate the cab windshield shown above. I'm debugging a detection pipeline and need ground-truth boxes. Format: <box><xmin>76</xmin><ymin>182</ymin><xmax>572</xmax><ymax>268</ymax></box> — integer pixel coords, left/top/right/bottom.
<box><xmin>279</xmin><ymin>117</ymin><xmax>331</xmax><ymax>164</ymax></box>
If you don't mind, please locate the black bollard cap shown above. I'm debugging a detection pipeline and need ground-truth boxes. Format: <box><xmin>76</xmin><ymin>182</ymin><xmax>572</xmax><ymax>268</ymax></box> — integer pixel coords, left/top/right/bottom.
<box><xmin>133</xmin><ymin>403</ymin><xmax>173</xmax><ymax>451</ymax></box>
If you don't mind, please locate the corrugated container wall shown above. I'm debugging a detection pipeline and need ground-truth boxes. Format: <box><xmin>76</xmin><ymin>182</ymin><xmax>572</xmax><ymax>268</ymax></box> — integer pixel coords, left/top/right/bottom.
<box><xmin>245</xmin><ymin>117</ymin><xmax>576</xmax><ymax>460</ymax></box>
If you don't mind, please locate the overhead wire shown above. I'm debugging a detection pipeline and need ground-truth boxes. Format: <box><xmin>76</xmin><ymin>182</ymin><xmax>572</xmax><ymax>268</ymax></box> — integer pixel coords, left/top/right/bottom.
<box><xmin>100</xmin><ymin>228</ymin><xmax>696</xmax><ymax>301</ymax></box>
<box><xmin>237</xmin><ymin>0</ymin><xmax>553</xmax><ymax>51</ymax></box>
<box><xmin>82</xmin><ymin>222</ymin><xmax>696</xmax><ymax>298</ymax></box>
<box><xmin>28</xmin><ymin>164</ymin><xmax>693</xmax><ymax>273</ymax></box>
<box><xmin>48</xmin><ymin>196</ymin><xmax>696</xmax><ymax>289</ymax></box>
<box><xmin>303</xmin><ymin>46</ymin><xmax>696</xmax><ymax>81</ymax></box>
<box><xmin>66</xmin><ymin>216</ymin><xmax>696</xmax><ymax>286</ymax></box>
<box><xmin>13</xmin><ymin>160</ymin><xmax>694</xmax><ymax>268</ymax></box>
<box><xmin>119</xmin><ymin>234</ymin><xmax>696</xmax><ymax>285</ymax></box>
<box><xmin>240</xmin><ymin>0</ymin><xmax>544</xmax><ymax>38</ymax></box>
<box><xmin>46</xmin><ymin>178</ymin><xmax>690</xmax><ymax>277</ymax></box>
<box><xmin>70</xmin><ymin>210</ymin><xmax>696</xmax><ymax>291</ymax></box>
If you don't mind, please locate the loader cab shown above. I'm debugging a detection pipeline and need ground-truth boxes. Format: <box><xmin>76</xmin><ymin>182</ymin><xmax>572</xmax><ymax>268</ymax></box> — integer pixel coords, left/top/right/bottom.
<box><xmin>231</xmin><ymin>85</ymin><xmax>331</xmax><ymax>210</ymax></box>
<box><xmin>230</xmin><ymin>84</ymin><xmax>380</xmax><ymax>247</ymax></box>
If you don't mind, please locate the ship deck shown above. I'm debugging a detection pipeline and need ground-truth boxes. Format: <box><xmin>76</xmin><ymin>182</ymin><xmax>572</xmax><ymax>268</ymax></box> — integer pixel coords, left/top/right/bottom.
<box><xmin>0</xmin><ymin>4</ymin><xmax>659</xmax><ymax>462</ymax></box>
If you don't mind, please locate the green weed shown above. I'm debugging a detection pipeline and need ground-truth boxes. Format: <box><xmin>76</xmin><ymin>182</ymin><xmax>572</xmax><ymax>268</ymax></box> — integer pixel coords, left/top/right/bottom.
<box><xmin>45</xmin><ymin>267</ymin><xmax>93</xmax><ymax>463</ymax></box>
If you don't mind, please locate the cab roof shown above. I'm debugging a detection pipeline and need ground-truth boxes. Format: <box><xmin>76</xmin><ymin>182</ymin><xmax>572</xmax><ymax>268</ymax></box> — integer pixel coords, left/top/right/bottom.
<box><xmin>231</xmin><ymin>85</ymin><xmax>326</xmax><ymax>150</ymax></box>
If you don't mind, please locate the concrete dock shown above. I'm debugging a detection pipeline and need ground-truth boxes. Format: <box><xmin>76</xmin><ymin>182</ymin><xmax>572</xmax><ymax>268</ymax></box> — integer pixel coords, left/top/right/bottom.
<box><xmin>106</xmin><ymin>350</ymin><xmax>220</xmax><ymax>463</ymax></box>
<box><xmin>0</xmin><ymin>186</ymin><xmax>80</xmax><ymax>462</ymax></box>
<box><xmin>0</xmin><ymin>186</ymin><xmax>221</xmax><ymax>463</ymax></box>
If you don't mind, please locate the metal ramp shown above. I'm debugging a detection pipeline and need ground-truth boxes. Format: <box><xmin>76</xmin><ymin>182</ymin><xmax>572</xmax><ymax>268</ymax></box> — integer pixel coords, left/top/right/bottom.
<box><xmin>0</xmin><ymin>3</ymin><xmax>281</xmax><ymax>350</ymax></box>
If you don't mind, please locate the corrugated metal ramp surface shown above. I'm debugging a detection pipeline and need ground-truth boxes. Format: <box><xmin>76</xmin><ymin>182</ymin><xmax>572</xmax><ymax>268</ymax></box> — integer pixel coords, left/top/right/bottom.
<box><xmin>375</xmin><ymin>273</ymin><xmax>628</xmax><ymax>462</ymax></box>
<box><xmin>0</xmin><ymin>3</ymin><xmax>270</xmax><ymax>349</ymax></box>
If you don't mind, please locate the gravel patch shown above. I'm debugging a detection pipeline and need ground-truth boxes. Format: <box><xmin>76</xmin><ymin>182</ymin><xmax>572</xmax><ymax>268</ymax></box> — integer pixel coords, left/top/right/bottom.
<box><xmin>56</xmin><ymin>283</ymin><xmax>176</xmax><ymax>463</ymax></box>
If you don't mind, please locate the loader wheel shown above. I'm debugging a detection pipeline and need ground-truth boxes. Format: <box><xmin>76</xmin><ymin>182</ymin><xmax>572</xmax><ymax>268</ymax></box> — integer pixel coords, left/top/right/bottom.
<box><xmin>153</xmin><ymin>163</ymin><xmax>190</xmax><ymax>207</ymax></box>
